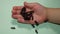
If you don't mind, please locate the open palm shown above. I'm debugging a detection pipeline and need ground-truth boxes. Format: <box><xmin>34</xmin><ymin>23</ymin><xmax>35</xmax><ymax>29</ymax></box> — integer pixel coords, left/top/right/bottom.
<box><xmin>12</xmin><ymin>2</ymin><xmax>47</xmax><ymax>24</ymax></box>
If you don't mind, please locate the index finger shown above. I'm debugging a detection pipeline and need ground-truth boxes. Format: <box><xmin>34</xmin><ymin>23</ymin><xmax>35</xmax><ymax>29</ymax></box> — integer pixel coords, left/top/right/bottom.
<box><xmin>13</xmin><ymin>6</ymin><xmax>23</xmax><ymax>10</ymax></box>
<box><xmin>12</xmin><ymin>6</ymin><xmax>23</xmax><ymax>15</ymax></box>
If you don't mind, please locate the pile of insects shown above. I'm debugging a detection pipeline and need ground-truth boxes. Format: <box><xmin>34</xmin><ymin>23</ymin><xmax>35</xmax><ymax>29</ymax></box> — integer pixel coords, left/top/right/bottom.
<box><xmin>20</xmin><ymin>7</ymin><xmax>39</xmax><ymax>34</ymax></box>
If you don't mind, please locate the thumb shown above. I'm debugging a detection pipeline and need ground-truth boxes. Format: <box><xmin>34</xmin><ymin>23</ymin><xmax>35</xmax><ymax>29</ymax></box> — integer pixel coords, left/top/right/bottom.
<box><xmin>24</xmin><ymin>2</ymin><xmax>35</xmax><ymax>9</ymax></box>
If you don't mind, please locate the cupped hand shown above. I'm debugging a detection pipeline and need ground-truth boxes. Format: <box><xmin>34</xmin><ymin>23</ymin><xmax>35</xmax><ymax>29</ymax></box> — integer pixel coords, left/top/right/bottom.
<box><xmin>12</xmin><ymin>2</ymin><xmax>47</xmax><ymax>24</ymax></box>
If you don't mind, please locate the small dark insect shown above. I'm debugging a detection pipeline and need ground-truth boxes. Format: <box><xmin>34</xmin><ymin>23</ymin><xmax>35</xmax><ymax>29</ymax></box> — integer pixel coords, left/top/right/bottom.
<box><xmin>31</xmin><ymin>24</ymin><xmax>35</xmax><ymax>28</ymax></box>
<box><xmin>35</xmin><ymin>21</ymin><xmax>39</xmax><ymax>26</ymax></box>
<box><xmin>21</xmin><ymin>7</ymin><xmax>26</xmax><ymax>14</ymax></box>
<box><xmin>35</xmin><ymin>29</ymin><xmax>38</xmax><ymax>34</ymax></box>
<box><xmin>11</xmin><ymin>27</ymin><xmax>15</xmax><ymax>29</ymax></box>
<box><xmin>20</xmin><ymin>7</ymin><xmax>34</xmax><ymax>20</ymax></box>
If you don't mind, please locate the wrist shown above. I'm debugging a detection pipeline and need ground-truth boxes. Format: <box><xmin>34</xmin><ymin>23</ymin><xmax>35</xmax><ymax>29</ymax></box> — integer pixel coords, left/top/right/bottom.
<box><xmin>46</xmin><ymin>8</ymin><xmax>60</xmax><ymax>24</ymax></box>
<box><xmin>46</xmin><ymin>8</ymin><xmax>53</xmax><ymax>22</ymax></box>
<box><xmin>44</xmin><ymin>7</ymin><xmax>48</xmax><ymax>21</ymax></box>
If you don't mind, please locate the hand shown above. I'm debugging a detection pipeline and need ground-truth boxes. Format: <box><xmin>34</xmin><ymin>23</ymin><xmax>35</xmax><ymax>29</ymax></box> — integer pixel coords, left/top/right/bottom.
<box><xmin>12</xmin><ymin>2</ymin><xmax>47</xmax><ymax>24</ymax></box>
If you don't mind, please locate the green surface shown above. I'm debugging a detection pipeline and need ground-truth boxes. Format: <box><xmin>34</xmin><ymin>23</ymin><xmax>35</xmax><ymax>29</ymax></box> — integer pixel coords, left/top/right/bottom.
<box><xmin>0</xmin><ymin>0</ymin><xmax>60</xmax><ymax>34</ymax></box>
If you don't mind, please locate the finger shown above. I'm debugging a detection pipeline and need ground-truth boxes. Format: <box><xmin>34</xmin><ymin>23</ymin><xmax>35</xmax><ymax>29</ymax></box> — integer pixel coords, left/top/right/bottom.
<box><xmin>12</xmin><ymin>10</ymin><xmax>17</xmax><ymax>15</ymax></box>
<box><xmin>17</xmin><ymin>18</ymin><xmax>32</xmax><ymax>24</ymax></box>
<box><xmin>13</xmin><ymin>6</ymin><xmax>23</xmax><ymax>10</ymax></box>
<box><xmin>17</xmin><ymin>15</ymin><xmax>23</xmax><ymax>19</ymax></box>
<box><xmin>17</xmin><ymin>18</ymin><xmax>25</xmax><ymax>23</ymax></box>
<box><xmin>24</xmin><ymin>2</ymin><xmax>37</xmax><ymax>9</ymax></box>
<box><xmin>12</xmin><ymin>14</ymin><xmax>23</xmax><ymax>19</ymax></box>
<box><xmin>16</xmin><ymin>10</ymin><xmax>21</xmax><ymax>15</ymax></box>
<box><xmin>12</xmin><ymin>15</ymin><xmax>18</xmax><ymax>19</ymax></box>
<box><xmin>12</xmin><ymin>8</ymin><xmax>22</xmax><ymax>15</ymax></box>
<box><xmin>25</xmin><ymin>8</ymin><xmax>32</xmax><ymax>12</ymax></box>
<box><xmin>17</xmin><ymin>15</ymin><xmax>25</xmax><ymax>23</ymax></box>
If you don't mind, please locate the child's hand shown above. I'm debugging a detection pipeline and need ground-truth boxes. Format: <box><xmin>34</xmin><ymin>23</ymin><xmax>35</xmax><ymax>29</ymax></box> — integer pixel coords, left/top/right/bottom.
<box><xmin>12</xmin><ymin>2</ymin><xmax>47</xmax><ymax>24</ymax></box>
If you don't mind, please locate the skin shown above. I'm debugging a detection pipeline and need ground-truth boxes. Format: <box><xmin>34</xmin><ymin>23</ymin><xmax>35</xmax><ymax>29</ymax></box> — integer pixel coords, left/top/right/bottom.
<box><xmin>12</xmin><ymin>2</ymin><xmax>60</xmax><ymax>24</ymax></box>
<box><xmin>47</xmin><ymin>8</ymin><xmax>60</xmax><ymax>24</ymax></box>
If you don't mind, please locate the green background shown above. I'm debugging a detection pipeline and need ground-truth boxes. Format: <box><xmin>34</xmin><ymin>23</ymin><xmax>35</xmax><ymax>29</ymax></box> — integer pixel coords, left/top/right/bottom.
<box><xmin>0</xmin><ymin>0</ymin><xmax>60</xmax><ymax>34</ymax></box>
